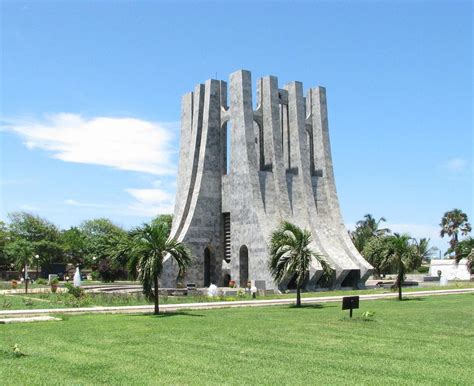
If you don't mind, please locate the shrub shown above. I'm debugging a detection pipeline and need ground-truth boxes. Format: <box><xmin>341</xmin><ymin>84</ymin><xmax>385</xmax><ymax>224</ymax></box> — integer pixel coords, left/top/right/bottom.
<box><xmin>362</xmin><ymin>311</ymin><xmax>375</xmax><ymax>321</ymax></box>
<box><xmin>236</xmin><ymin>288</ymin><xmax>246</xmax><ymax>299</ymax></box>
<box><xmin>64</xmin><ymin>283</ymin><xmax>84</xmax><ymax>298</ymax></box>
<box><xmin>416</xmin><ymin>266</ymin><xmax>429</xmax><ymax>274</ymax></box>
<box><xmin>36</xmin><ymin>278</ymin><xmax>48</xmax><ymax>285</ymax></box>
<box><xmin>11</xmin><ymin>344</ymin><xmax>25</xmax><ymax>357</ymax></box>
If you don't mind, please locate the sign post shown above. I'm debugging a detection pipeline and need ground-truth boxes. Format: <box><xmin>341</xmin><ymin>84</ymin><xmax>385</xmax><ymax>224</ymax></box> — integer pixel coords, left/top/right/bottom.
<box><xmin>342</xmin><ymin>296</ymin><xmax>359</xmax><ymax>318</ymax></box>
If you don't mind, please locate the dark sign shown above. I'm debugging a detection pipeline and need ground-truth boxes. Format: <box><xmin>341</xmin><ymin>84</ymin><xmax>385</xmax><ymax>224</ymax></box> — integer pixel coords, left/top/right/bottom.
<box><xmin>342</xmin><ymin>296</ymin><xmax>359</xmax><ymax>318</ymax></box>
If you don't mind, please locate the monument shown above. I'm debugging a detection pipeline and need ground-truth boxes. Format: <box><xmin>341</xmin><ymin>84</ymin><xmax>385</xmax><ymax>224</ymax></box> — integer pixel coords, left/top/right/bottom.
<box><xmin>161</xmin><ymin>70</ymin><xmax>372</xmax><ymax>290</ymax></box>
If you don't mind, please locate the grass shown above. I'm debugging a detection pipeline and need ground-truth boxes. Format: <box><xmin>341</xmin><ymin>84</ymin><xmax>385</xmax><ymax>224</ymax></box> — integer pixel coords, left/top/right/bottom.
<box><xmin>1</xmin><ymin>282</ymin><xmax>473</xmax><ymax>311</ymax></box>
<box><xmin>0</xmin><ymin>294</ymin><xmax>472</xmax><ymax>384</ymax></box>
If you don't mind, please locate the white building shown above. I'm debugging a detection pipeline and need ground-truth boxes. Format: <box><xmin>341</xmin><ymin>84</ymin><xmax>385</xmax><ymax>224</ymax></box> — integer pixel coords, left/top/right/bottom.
<box><xmin>429</xmin><ymin>259</ymin><xmax>471</xmax><ymax>281</ymax></box>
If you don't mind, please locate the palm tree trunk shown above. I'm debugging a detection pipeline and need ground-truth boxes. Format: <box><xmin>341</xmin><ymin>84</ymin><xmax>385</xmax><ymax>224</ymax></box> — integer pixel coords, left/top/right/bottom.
<box><xmin>154</xmin><ymin>275</ymin><xmax>159</xmax><ymax>315</ymax></box>
<box><xmin>296</xmin><ymin>285</ymin><xmax>301</xmax><ymax>307</ymax></box>
<box><xmin>25</xmin><ymin>264</ymin><xmax>28</xmax><ymax>295</ymax></box>
<box><xmin>398</xmin><ymin>265</ymin><xmax>404</xmax><ymax>301</ymax></box>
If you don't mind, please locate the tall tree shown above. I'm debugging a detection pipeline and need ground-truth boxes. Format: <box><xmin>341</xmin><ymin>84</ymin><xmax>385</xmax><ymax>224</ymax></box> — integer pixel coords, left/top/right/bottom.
<box><xmin>383</xmin><ymin>233</ymin><xmax>416</xmax><ymax>300</ymax></box>
<box><xmin>412</xmin><ymin>238</ymin><xmax>435</xmax><ymax>266</ymax></box>
<box><xmin>362</xmin><ymin>236</ymin><xmax>393</xmax><ymax>278</ymax></box>
<box><xmin>440</xmin><ymin>209</ymin><xmax>472</xmax><ymax>256</ymax></box>
<box><xmin>351</xmin><ymin>214</ymin><xmax>391</xmax><ymax>252</ymax></box>
<box><xmin>5</xmin><ymin>239</ymin><xmax>34</xmax><ymax>293</ymax></box>
<box><xmin>268</xmin><ymin>221</ymin><xmax>332</xmax><ymax>307</ymax></box>
<box><xmin>80</xmin><ymin>218</ymin><xmax>130</xmax><ymax>281</ymax></box>
<box><xmin>61</xmin><ymin>227</ymin><xmax>87</xmax><ymax>266</ymax></box>
<box><xmin>8</xmin><ymin>212</ymin><xmax>64</xmax><ymax>268</ymax></box>
<box><xmin>128</xmin><ymin>221</ymin><xmax>190</xmax><ymax>315</ymax></box>
<box><xmin>0</xmin><ymin>221</ymin><xmax>11</xmax><ymax>268</ymax></box>
<box><xmin>454</xmin><ymin>237</ymin><xmax>474</xmax><ymax>269</ymax></box>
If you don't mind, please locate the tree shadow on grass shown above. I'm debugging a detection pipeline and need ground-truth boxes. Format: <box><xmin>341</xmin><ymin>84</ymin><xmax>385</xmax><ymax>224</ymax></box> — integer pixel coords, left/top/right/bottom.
<box><xmin>400</xmin><ymin>297</ymin><xmax>425</xmax><ymax>302</ymax></box>
<box><xmin>288</xmin><ymin>304</ymin><xmax>327</xmax><ymax>310</ymax></box>
<box><xmin>130</xmin><ymin>311</ymin><xmax>205</xmax><ymax>318</ymax></box>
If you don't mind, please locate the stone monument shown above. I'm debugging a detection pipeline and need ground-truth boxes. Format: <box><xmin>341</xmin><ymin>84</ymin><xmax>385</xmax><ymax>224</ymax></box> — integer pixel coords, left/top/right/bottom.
<box><xmin>161</xmin><ymin>70</ymin><xmax>372</xmax><ymax>290</ymax></box>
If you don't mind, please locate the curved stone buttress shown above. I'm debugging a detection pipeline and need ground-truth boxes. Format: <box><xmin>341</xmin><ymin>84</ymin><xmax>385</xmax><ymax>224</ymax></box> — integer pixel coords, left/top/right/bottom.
<box><xmin>160</xmin><ymin>70</ymin><xmax>373</xmax><ymax>289</ymax></box>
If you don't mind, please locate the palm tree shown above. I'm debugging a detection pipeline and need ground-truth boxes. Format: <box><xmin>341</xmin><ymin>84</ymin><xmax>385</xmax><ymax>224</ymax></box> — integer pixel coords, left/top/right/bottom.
<box><xmin>128</xmin><ymin>221</ymin><xmax>190</xmax><ymax>315</ymax></box>
<box><xmin>412</xmin><ymin>238</ymin><xmax>435</xmax><ymax>266</ymax></box>
<box><xmin>440</xmin><ymin>209</ymin><xmax>472</xmax><ymax>256</ymax></box>
<box><xmin>351</xmin><ymin>214</ymin><xmax>390</xmax><ymax>252</ymax></box>
<box><xmin>454</xmin><ymin>237</ymin><xmax>474</xmax><ymax>269</ymax></box>
<box><xmin>383</xmin><ymin>233</ymin><xmax>415</xmax><ymax>300</ymax></box>
<box><xmin>268</xmin><ymin>221</ymin><xmax>332</xmax><ymax>307</ymax></box>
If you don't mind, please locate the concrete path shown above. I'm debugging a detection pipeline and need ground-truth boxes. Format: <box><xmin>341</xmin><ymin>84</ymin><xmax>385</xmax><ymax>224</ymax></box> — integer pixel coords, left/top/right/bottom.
<box><xmin>0</xmin><ymin>316</ymin><xmax>61</xmax><ymax>324</ymax></box>
<box><xmin>0</xmin><ymin>288</ymin><xmax>472</xmax><ymax>318</ymax></box>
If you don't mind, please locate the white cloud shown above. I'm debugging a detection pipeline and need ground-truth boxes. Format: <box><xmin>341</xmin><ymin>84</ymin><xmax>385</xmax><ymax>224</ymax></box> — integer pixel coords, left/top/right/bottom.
<box><xmin>125</xmin><ymin>188</ymin><xmax>175</xmax><ymax>217</ymax></box>
<box><xmin>445</xmin><ymin>158</ymin><xmax>469</xmax><ymax>172</ymax></box>
<box><xmin>62</xmin><ymin>187</ymin><xmax>175</xmax><ymax>218</ymax></box>
<box><xmin>64</xmin><ymin>199</ymin><xmax>112</xmax><ymax>209</ymax></box>
<box><xmin>3</xmin><ymin>113</ymin><xmax>177</xmax><ymax>175</ymax></box>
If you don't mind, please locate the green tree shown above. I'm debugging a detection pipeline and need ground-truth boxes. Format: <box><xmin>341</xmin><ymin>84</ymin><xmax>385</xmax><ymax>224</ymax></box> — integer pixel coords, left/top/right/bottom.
<box><xmin>351</xmin><ymin>214</ymin><xmax>391</xmax><ymax>252</ymax></box>
<box><xmin>80</xmin><ymin>218</ymin><xmax>130</xmax><ymax>281</ymax></box>
<box><xmin>412</xmin><ymin>238</ymin><xmax>435</xmax><ymax>266</ymax></box>
<box><xmin>128</xmin><ymin>221</ymin><xmax>190</xmax><ymax>314</ymax></box>
<box><xmin>362</xmin><ymin>236</ymin><xmax>393</xmax><ymax>278</ymax></box>
<box><xmin>151</xmin><ymin>214</ymin><xmax>173</xmax><ymax>236</ymax></box>
<box><xmin>61</xmin><ymin>227</ymin><xmax>87</xmax><ymax>266</ymax></box>
<box><xmin>268</xmin><ymin>221</ymin><xmax>332</xmax><ymax>307</ymax></box>
<box><xmin>7</xmin><ymin>212</ymin><xmax>64</xmax><ymax>268</ymax></box>
<box><xmin>383</xmin><ymin>233</ymin><xmax>416</xmax><ymax>300</ymax></box>
<box><xmin>0</xmin><ymin>221</ymin><xmax>11</xmax><ymax>268</ymax></box>
<box><xmin>454</xmin><ymin>237</ymin><xmax>474</xmax><ymax>269</ymax></box>
<box><xmin>5</xmin><ymin>239</ymin><xmax>34</xmax><ymax>293</ymax></box>
<box><xmin>440</xmin><ymin>209</ymin><xmax>472</xmax><ymax>256</ymax></box>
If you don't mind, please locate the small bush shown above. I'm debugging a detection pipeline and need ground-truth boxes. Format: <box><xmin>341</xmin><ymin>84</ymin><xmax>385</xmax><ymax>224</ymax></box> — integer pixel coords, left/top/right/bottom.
<box><xmin>11</xmin><ymin>344</ymin><xmax>26</xmax><ymax>357</ymax></box>
<box><xmin>362</xmin><ymin>311</ymin><xmax>375</xmax><ymax>321</ymax></box>
<box><xmin>64</xmin><ymin>283</ymin><xmax>84</xmax><ymax>298</ymax></box>
<box><xmin>35</xmin><ymin>278</ymin><xmax>48</xmax><ymax>285</ymax></box>
<box><xmin>416</xmin><ymin>266</ymin><xmax>429</xmax><ymax>274</ymax></box>
<box><xmin>236</xmin><ymin>288</ymin><xmax>246</xmax><ymax>299</ymax></box>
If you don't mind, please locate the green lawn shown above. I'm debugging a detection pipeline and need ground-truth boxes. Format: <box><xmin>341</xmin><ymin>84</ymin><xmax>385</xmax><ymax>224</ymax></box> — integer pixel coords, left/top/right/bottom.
<box><xmin>1</xmin><ymin>294</ymin><xmax>473</xmax><ymax>384</ymax></box>
<box><xmin>1</xmin><ymin>282</ymin><xmax>473</xmax><ymax>310</ymax></box>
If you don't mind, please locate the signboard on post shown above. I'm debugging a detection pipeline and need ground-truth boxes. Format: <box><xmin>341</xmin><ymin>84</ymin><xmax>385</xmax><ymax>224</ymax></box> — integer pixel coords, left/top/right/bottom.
<box><xmin>342</xmin><ymin>296</ymin><xmax>359</xmax><ymax>318</ymax></box>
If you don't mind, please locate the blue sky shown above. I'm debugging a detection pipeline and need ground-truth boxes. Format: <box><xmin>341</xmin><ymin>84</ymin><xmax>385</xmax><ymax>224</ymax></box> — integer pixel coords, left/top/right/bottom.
<box><xmin>1</xmin><ymin>0</ymin><xmax>472</xmax><ymax>254</ymax></box>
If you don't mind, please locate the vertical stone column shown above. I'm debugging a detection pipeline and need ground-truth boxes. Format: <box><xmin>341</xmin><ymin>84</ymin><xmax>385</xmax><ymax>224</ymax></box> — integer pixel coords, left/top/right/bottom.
<box><xmin>171</xmin><ymin>92</ymin><xmax>193</xmax><ymax>236</ymax></box>
<box><xmin>261</xmin><ymin>76</ymin><xmax>291</xmax><ymax>220</ymax></box>
<box><xmin>171</xmin><ymin>84</ymin><xmax>205</xmax><ymax>239</ymax></box>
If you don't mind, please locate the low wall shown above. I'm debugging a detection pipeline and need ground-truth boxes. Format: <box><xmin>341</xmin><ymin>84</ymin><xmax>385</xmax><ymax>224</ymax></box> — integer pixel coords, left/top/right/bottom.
<box><xmin>429</xmin><ymin>259</ymin><xmax>470</xmax><ymax>281</ymax></box>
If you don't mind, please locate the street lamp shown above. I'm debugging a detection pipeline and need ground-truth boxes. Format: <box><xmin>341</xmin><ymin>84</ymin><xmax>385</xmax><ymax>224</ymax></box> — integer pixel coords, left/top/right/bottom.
<box><xmin>35</xmin><ymin>254</ymin><xmax>40</xmax><ymax>279</ymax></box>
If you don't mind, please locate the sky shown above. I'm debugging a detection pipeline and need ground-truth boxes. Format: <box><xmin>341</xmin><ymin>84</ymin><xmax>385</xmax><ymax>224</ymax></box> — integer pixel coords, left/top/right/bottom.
<box><xmin>0</xmin><ymin>0</ymin><xmax>472</xmax><ymax>254</ymax></box>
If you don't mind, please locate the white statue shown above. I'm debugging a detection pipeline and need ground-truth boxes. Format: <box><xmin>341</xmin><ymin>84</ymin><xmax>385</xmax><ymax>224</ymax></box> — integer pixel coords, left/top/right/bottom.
<box><xmin>208</xmin><ymin>283</ymin><xmax>218</xmax><ymax>297</ymax></box>
<box><xmin>73</xmin><ymin>267</ymin><xmax>82</xmax><ymax>287</ymax></box>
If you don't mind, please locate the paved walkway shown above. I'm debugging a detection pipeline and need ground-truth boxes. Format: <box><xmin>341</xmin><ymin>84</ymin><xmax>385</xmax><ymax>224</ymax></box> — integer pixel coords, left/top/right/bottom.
<box><xmin>0</xmin><ymin>288</ymin><xmax>472</xmax><ymax>318</ymax></box>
